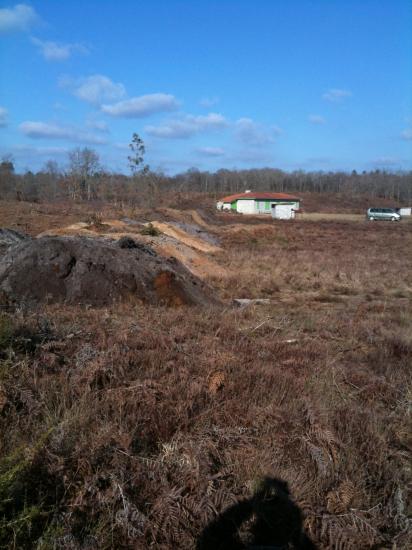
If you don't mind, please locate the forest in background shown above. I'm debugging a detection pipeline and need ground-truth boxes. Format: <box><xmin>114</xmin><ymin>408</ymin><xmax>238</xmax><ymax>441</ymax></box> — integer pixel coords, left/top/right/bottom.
<box><xmin>0</xmin><ymin>149</ymin><xmax>411</xmax><ymax>206</ymax></box>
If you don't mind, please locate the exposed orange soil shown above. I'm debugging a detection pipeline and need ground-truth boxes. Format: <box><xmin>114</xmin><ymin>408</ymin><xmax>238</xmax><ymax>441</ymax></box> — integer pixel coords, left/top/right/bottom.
<box><xmin>37</xmin><ymin>218</ymin><xmax>227</xmax><ymax>280</ymax></box>
<box><xmin>149</xmin><ymin>221</ymin><xmax>221</xmax><ymax>253</ymax></box>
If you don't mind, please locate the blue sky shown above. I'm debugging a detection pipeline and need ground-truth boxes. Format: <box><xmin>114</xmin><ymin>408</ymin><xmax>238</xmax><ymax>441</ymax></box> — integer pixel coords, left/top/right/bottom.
<box><xmin>0</xmin><ymin>0</ymin><xmax>411</xmax><ymax>174</ymax></box>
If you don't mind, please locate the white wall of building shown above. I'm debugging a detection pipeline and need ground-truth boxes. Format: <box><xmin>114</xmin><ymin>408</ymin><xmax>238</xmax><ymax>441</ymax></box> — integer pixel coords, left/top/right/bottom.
<box><xmin>217</xmin><ymin>198</ymin><xmax>300</xmax><ymax>215</ymax></box>
<box><xmin>271</xmin><ymin>204</ymin><xmax>295</xmax><ymax>219</ymax></box>
<box><xmin>236</xmin><ymin>199</ymin><xmax>256</xmax><ymax>214</ymax></box>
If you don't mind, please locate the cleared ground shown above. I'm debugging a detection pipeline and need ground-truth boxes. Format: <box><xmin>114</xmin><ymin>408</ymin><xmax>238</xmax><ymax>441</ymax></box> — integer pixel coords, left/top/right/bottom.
<box><xmin>0</xmin><ymin>199</ymin><xmax>411</xmax><ymax>549</ymax></box>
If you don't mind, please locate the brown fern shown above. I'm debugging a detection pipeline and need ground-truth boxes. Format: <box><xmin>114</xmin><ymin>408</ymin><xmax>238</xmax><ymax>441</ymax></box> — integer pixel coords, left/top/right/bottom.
<box><xmin>326</xmin><ymin>480</ymin><xmax>356</xmax><ymax>513</ymax></box>
<box><xmin>207</xmin><ymin>370</ymin><xmax>226</xmax><ymax>394</ymax></box>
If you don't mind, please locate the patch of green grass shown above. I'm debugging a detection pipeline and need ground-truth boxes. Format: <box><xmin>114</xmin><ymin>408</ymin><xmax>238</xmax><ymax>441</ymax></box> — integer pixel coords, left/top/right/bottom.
<box><xmin>0</xmin><ymin>314</ymin><xmax>13</xmax><ymax>352</ymax></box>
<box><xmin>0</xmin><ymin>430</ymin><xmax>58</xmax><ymax>549</ymax></box>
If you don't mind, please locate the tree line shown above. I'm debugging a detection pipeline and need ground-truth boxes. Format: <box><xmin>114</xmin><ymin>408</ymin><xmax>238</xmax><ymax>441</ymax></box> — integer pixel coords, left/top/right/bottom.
<box><xmin>0</xmin><ymin>147</ymin><xmax>411</xmax><ymax>205</ymax></box>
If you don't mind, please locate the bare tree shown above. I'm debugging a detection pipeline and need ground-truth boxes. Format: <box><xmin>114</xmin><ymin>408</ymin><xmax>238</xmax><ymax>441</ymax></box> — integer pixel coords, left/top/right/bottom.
<box><xmin>44</xmin><ymin>160</ymin><xmax>60</xmax><ymax>178</ymax></box>
<box><xmin>68</xmin><ymin>147</ymin><xmax>100</xmax><ymax>200</ymax></box>
<box><xmin>0</xmin><ymin>154</ymin><xmax>15</xmax><ymax>199</ymax></box>
<box><xmin>39</xmin><ymin>160</ymin><xmax>61</xmax><ymax>200</ymax></box>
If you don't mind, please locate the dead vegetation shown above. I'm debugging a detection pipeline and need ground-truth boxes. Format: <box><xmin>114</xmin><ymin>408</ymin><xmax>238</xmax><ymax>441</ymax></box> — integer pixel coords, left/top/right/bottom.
<box><xmin>0</xmin><ymin>198</ymin><xmax>411</xmax><ymax>549</ymax></box>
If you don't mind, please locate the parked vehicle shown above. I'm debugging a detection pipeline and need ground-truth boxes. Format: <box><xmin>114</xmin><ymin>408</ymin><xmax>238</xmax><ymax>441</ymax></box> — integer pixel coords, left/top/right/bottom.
<box><xmin>367</xmin><ymin>208</ymin><xmax>401</xmax><ymax>221</ymax></box>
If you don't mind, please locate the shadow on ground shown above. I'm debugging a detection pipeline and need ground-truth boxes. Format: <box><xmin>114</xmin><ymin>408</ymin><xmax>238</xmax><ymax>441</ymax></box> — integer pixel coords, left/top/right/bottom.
<box><xmin>197</xmin><ymin>477</ymin><xmax>317</xmax><ymax>550</ymax></box>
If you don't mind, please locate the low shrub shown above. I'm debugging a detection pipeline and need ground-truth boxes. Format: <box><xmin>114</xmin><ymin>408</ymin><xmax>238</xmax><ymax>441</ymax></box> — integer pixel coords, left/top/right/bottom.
<box><xmin>140</xmin><ymin>222</ymin><xmax>161</xmax><ymax>236</ymax></box>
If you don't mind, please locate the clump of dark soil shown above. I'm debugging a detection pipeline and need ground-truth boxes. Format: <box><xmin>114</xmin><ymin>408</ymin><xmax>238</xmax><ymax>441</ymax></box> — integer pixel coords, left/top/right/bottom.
<box><xmin>117</xmin><ymin>236</ymin><xmax>156</xmax><ymax>255</ymax></box>
<box><xmin>0</xmin><ymin>235</ymin><xmax>218</xmax><ymax>307</ymax></box>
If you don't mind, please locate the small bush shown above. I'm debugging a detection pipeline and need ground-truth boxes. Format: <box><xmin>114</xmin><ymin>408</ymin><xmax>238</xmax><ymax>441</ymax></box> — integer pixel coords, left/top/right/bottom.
<box><xmin>85</xmin><ymin>211</ymin><xmax>104</xmax><ymax>226</ymax></box>
<box><xmin>140</xmin><ymin>222</ymin><xmax>161</xmax><ymax>236</ymax></box>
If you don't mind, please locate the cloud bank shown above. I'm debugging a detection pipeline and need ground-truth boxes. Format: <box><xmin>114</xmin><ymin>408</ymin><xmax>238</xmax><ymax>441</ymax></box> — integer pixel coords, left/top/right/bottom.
<box><xmin>32</xmin><ymin>37</ymin><xmax>89</xmax><ymax>61</ymax></box>
<box><xmin>199</xmin><ymin>96</ymin><xmax>219</xmax><ymax>108</ymax></box>
<box><xmin>145</xmin><ymin>113</ymin><xmax>228</xmax><ymax>138</ymax></box>
<box><xmin>19</xmin><ymin>121</ymin><xmax>107</xmax><ymax>144</ymax></box>
<box><xmin>0</xmin><ymin>3</ymin><xmax>37</xmax><ymax>33</ymax></box>
<box><xmin>0</xmin><ymin>107</ymin><xmax>8</xmax><ymax>127</ymax></box>
<box><xmin>196</xmin><ymin>146</ymin><xmax>225</xmax><ymax>157</ymax></box>
<box><xmin>401</xmin><ymin>128</ymin><xmax>412</xmax><ymax>141</ymax></box>
<box><xmin>235</xmin><ymin>118</ymin><xmax>275</xmax><ymax>145</ymax></box>
<box><xmin>60</xmin><ymin>74</ymin><xmax>126</xmax><ymax>105</ymax></box>
<box><xmin>322</xmin><ymin>88</ymin><xmax>352</xmax><ymax>102</ymax></box>
<box><xmin>102</xmin><ymin>94</ymin><xmax>180</xmax><ymax>118</ymax></box>
<box><xmin>308</xmin><ymin>114</ymin><xmax>326</xmax><ymax>125</ymax></box>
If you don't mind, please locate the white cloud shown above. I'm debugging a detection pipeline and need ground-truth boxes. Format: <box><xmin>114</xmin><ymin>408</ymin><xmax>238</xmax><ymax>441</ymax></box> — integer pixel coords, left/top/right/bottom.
<box><xmin>371</xmin><ymin>156</ymin><xmax>400</xmax><ymax>167</ymax></box>
<box><xmin>401</xmin><ymin>128</ymin><xmax>412</xmax><ymax>141</ymax></box>
<box><xmin>102</xmin><ymin>93</ymin><xmax>179</xmax><ymax>118</ymax></box>
<box><xmin>235</xmin><ymin>118</ymin><xmax>274</xmax><ymax>145</ymax></box>
<box><xmin>0</xmin><ymin>107</ymin><xmax>9</xmax><ymax>127</ymax></box>
<box><xmin>230</xmin><ymin>148</ymin><xmax>274</xmax><ymax>164</ymax></box>
<box><xmin>31</xmin><ymin>37</ymin><xmax>88</xmax><ymax>61</ymax></box>
<box><xmin>53</xmin><ymin>102</ymin><xmax>67</xmax><ymax>111</ymax></box>
<box><xmin>19</xmin><ymin>121</ymin><xmax>107</xmax><ymax>144</ymax></box>
<box><xmin>60</xmin><ymin>74</ymin><xmax>126</xmax><ymax>105</ymax></box>
<box><xmin>2</xmin><ymin>144</ymin><xmax>69</xmax><ymax>172</ymax></box>
<box><xmin>145</xmin><ymin>120</ymin><xmax>194</xmax><ymax>139</ymax></box>
<box><xmin>113</xmin><ymin>142</ymin><xmax>130</xmax><ymax>151</ymax></box>
<box><xmin>271</xmin><ymin>125</ymin><xmax>283</xmax><ymax>135</ymax></box>
<box><xmin>199</xmin><ymin>96</ymin><xmax>219</xmax><ymax>108</ymax></box>
<box><xmin>0</xmin><ymin>3</ymin><xmax>37</xmax><ymax>33</ymax></box>
<box><xmin>86</xmin><ymin>118</ymin><xmax>109</xmax><ymax>132</ymax></box>
<box><xmin>14</xmin><ymin>144</ymin><xmax>68</xmax><ymax>155</ymax></box>
<box><xmin>145</xmin><ymin>112</ymin><xmax>228</xmax><ymax>139</ymax></box>
<box><xmin>322</xmin><ymin>88</ymin><xmax>352</xmax><ymax>102</ymax></box>
<box><xmin>308</xmin><ymin>114</ymin><xmax>326</xmax><ymax>125</ymax></box>
<box><xmin>196</xmin><ymin>146</ymin><xmax>225</xmax><ymax>157</ymax></box>
<box><xmin>192</xmin><ymin>113</ymin><xmax>228</xmax><ymax>128</ymax></box>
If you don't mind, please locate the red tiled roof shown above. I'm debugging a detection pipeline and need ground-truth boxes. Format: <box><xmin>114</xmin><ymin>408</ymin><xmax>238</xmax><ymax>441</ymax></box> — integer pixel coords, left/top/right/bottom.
<box><xmin>220</xmin><ymin>192</ymin><xmax>300</xmax><ymax>202</ymax></box>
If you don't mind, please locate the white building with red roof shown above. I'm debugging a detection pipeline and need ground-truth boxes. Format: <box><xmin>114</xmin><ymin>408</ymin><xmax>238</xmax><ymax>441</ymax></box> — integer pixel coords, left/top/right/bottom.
<box><xmin>216</xmin><ymin>191</ymin><xmax>301</xmax><ymax>219</ymax></box>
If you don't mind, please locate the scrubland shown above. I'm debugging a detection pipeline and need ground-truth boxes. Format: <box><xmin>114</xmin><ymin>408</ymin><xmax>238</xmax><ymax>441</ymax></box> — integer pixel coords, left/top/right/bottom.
<box><xmin>0</xmin><ymin>198</ymin><xmax>411</xmax><ymax>549</ymax></box>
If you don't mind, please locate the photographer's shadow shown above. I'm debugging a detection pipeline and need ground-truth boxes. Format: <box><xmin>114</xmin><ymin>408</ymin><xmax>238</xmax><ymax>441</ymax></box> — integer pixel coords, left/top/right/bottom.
<box><xmin>197</xmin><ymin>477</ymin><xmax>317</xmax><ymax>550</ymax></box>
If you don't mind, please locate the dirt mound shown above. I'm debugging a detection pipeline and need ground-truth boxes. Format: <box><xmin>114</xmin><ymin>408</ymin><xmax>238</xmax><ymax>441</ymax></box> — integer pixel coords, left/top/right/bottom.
<box><xmin>0</xmin><ymin>228</ymin><xmax>29</xmax><ymax>257</ymax></box>
<box><xmin>38</xmin><ymin>218</ymin><xmax>228</xmax><ymax>280</ymax></box>
<box><xmin>0</xmin><ymin>236</ymin><xmax>219</xmax><ymax>307</ymax></box>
